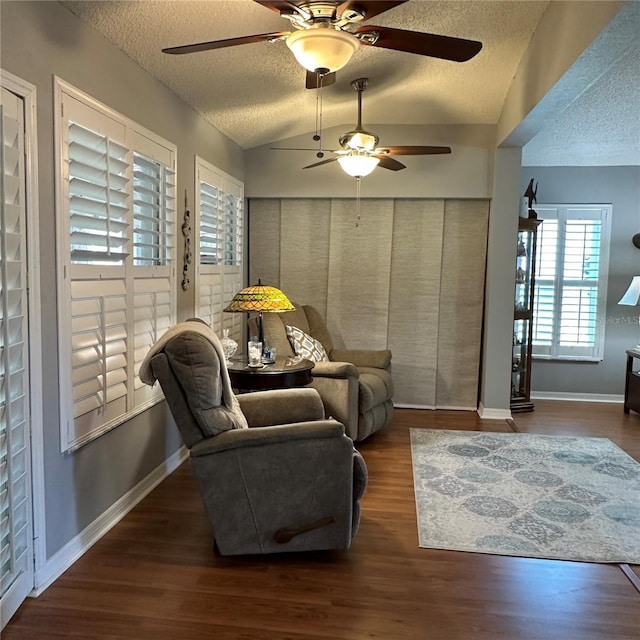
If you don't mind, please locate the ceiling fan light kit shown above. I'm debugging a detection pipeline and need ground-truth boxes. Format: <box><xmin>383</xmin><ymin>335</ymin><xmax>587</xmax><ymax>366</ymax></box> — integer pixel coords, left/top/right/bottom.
<box><xmin>337</xmin><ymin>152</ymin><xmax>380</xmax><ymax>177</ymax></box>
<box><xmin>163</xmin><ymin>1</ymin><xmax>482</xmax><ymax>82</ymax></box>
<box><xmin>286</xmin><ymin>26</ymin><xmax>359</xmax><ymax>73</ymax></box>
<box><xmin>288</xmin><ymin>77</ymin><xmax>452</xmax><ymax>175</ymax></box>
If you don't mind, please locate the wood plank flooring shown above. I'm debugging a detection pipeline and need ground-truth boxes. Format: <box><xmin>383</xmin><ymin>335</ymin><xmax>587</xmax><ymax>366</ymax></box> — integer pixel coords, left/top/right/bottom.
<box><xmin>5</xmin><ymin>402</ymin><xmax>640</xmax><ymax>639</ymax></box>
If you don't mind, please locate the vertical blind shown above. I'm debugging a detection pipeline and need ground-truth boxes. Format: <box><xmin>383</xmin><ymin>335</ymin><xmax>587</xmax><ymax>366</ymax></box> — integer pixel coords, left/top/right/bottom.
<box><xmin>58</xmin><ymin>82</ymin><xmax>176</xmax><ymax>451</ymax></box>
<box><xmin>249</xmin><ymin>198</ymin><xmax>489</xmax><ymax>409</ymax></box>
<box><xmin>533</xmin><ymin>205</ymin><xmax>611</xmax><ymax>360</ymax></box>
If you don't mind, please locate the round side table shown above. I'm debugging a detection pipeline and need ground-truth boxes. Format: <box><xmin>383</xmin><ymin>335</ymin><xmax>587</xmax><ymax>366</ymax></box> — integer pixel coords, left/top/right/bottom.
<box><xmin>227</xmin><ymin>355</ymin><xmax>314</xmax><ymax>391</ymax></box>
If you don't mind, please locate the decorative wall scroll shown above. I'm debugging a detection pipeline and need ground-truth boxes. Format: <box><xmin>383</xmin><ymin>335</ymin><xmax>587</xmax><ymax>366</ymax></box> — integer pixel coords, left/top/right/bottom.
<box><xmin>181</xmin><ymin>190</ymin><xmax>192</xmax><ymax>290</ymax></box>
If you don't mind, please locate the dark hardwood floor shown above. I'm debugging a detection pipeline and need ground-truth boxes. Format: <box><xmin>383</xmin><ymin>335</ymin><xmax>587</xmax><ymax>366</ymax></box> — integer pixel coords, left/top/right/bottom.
<box><xmin>5</xmin><ymin>402</ymin><xmax>640</xmax><ymax>639</ymax></box>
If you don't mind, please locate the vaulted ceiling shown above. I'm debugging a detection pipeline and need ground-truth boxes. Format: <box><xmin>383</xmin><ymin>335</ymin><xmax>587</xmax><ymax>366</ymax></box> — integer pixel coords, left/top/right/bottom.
<box><xmin>61</xmin><ymin>0</ymin><xmax>639</xmax><ymax>165</ymax></box>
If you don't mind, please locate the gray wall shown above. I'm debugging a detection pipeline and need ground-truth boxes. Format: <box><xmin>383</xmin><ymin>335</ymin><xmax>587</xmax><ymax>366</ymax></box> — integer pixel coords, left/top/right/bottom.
<box><xmin>1</xmin><ymin>1</ymin><xmax>245</xmax><ymax>557</ymax></box>
<box><xmin>522</xmin><ymin>166</ymin><xmax>640</xmax><ymax>396</ymax></box>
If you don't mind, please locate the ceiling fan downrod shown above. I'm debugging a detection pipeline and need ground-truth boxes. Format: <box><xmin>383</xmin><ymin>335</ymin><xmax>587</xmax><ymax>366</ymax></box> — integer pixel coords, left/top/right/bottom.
<box><xmin>339</xmin><ymin>77</ymin><xmax>379</xmax><ymax>152</ymax></box>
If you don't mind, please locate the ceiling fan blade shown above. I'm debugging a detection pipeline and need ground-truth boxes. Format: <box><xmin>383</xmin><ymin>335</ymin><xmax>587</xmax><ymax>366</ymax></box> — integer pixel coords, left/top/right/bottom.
<box><xmin>271</xmin><ymin>147</ymin><xmax>338</xmax><ymax>152</ymax></box>
<box><xmin>354</xmin><ymin>25</ymin><xmax>482</xmax><ymax>62</ymax></box>
<box><xmin>376</xmin><ymin>145</ymin><xmax>452</xmax><ymax>155</ymax></box>
<box><xmin>303</xmin><ymin>157</ymin><xmax>339</xmax><ymax>169</ymax></box>
<box><xmin>305</xmin><ymin>70</ymin><xmax>337</xmax><ymax>89</ymax></box>
<box><xmin>375</xmin><ymin>155</ymin><xmax>405</xmax><ymax>171</ymax></box>
<box><xmin>337</xmin><ymin>1</ymin><xmax>407</xmax><ymax>21</ymax></box>
<box><xmin>253</xmin><ymin>1</ymin><xmax>306</xmax><ymax>16</ymax></box>
<box><xmin>162</xmin><ymin>31</ymin><xmax>290</xmax><ymax>55</ymax></box>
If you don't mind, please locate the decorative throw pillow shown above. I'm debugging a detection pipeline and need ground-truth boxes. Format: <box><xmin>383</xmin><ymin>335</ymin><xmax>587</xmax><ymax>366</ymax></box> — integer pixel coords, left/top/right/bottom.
<box><xmin>285</xmin><ymin>325</ymin><xmax>330</xmax><ymax>362</ymax></box>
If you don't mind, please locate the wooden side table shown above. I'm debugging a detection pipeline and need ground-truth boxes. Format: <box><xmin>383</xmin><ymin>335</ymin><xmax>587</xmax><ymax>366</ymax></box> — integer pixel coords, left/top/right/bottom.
<box><xmin>624</xmin><ymin>349</ymin><xmax>640</xmax><ymax>415</ymax></box>
<box><xmin>227</xmin><ymin>355</ymin><xmax>314</xmax><ymax>392</ymax></box>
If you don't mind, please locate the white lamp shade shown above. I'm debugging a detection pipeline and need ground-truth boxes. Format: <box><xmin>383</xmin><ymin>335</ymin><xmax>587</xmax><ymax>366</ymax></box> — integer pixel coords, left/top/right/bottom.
<box><xmin>286</xmin><ymin>28</ymin><xmax>359</xmax><ymax>73</ymax></box>
<box><xmin>337</xmin><ymin>154</ymin><xmax>380</xmax><ymax>177</ymax></box>
<box><xmin>618</xmin><ymin>276</ymin><xmax>640</xmax><ymax>305</ymax></box>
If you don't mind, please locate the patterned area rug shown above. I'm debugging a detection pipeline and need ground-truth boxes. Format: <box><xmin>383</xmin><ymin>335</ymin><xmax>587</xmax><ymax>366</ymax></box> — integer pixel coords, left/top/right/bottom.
<box><xmin>410</xmin><ymin>429</ymin><xmax>640</xmax><ymax>563</ymax></box>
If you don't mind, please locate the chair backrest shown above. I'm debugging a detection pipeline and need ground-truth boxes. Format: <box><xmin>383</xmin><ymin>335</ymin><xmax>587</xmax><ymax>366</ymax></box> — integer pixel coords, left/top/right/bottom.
<box><xmin>261</xmin><ymin>303</ymin><xmax>334</xmax><ymax>358</ymax></box>
<box><xmin>150</xmin><ymin>331</ymin><xmax>241</xmax><ymax>448</ymax></box>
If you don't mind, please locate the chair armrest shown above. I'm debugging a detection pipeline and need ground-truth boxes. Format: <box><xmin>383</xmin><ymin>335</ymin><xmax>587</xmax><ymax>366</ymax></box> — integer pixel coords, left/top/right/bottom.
<box><xmin>237</xmin><ymin>387</ymin><xmax>325</xmax><ymax>426</ymax></box>
<box><xmin>311</xmin><ymin>360</ymin><xmax>360</xmax><ymax>379</ymax></box>
<box><xmin>330</xmin><ymin>348</ymin><xmax>391</xmax><ymax>370</ymax></box>
<box><xmin>189</xmin><ymin>420</ymin><xmax>345</xmax><ymax>456</ymax></box>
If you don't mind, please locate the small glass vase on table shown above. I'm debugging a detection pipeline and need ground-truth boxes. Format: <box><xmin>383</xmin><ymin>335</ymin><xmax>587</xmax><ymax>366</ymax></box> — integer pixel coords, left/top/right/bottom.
<box><xmin>221</xmin><ymin>328</ymin><xmax>238</xmax><ymax>363</ymax></box>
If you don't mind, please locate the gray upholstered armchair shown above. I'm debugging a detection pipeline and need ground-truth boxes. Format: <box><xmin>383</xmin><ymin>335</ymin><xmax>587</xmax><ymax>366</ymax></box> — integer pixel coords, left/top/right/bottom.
<box><xmin>259</xmin><ymin>304</ymin><xmax>394</xmax><ymax>442</ymax></box>
<box><xmin>141</xmin><ymin>322</ymin><xmax>367</xmax><ymax>556</ymax></box>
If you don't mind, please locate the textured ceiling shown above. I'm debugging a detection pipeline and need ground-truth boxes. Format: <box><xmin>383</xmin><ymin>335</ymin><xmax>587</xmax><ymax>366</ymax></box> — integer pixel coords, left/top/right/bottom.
<box><xmin>60</xmin><ymin>0</ymin><xmax>639</xmax><ymax>165</ymax></box>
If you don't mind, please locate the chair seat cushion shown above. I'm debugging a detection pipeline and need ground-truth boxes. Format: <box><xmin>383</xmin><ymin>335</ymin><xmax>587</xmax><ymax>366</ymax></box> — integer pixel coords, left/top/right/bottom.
<box><xmin>358</xmin><ymin>367</ymin><xmax>394</xmax><ymax>412</ymax></box>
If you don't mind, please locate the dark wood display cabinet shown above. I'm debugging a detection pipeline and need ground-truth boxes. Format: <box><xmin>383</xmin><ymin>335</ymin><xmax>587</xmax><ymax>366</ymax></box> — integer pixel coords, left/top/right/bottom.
<box><xmin>624</xmin><ymin>349</ymin><xmax>640</xmax><ymax>415</ymax></box>
<box><xmin>511</xmin><ymin>217</ymin><xmax>541</xmax><ymax>413</ymax></box>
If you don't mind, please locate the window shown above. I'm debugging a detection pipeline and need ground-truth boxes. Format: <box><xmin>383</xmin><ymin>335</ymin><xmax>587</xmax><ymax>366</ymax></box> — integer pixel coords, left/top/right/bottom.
<box><xmin>195</xmin><ymin>157</ymin><xmax>244</xmax><ymax>341</ymax></box>
<box><xmin>532</xmin><ymin>205</ymin><xmax>611</xmax><ymax>361</ymax></box>
<box><xmin>55</xmin><ymin>79</ymin><xmax>176</xmax><ymax>451</ymax></box>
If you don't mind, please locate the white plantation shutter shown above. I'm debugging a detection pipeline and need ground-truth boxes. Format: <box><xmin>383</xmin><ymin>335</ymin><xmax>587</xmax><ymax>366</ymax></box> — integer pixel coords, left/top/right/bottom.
<box><xmin>195</xmin><ymin>157</ymin><xmax>244</xmax><ymax>345</ymax></box>
<box><xmin>0</xmin><ymin>87</ymin><xmax>33</xmax><ymax>612</ymax></box>
<box><xmin>533</xmin><ymin>205</ymin><xmax>611</xmax><ymax>361</ymax></box>
<box><xmin>199</xmin><ymin>181</ymin><xmax>221</xmax><ymax>266</ymax></box>
<box><xmin>223</xmin><ymin>190</ymin><xmax>243</xmax><ymax>266</ymax></box>
<box><xmin>131</xmin><ymin>151</ymin><xmax>175</xmax><ymax>407</ymax></box>
<box><xmin>133</xmin><ymin>275</ymin><xmax>173</xmax><ymax>405</ymax></box>
<box><xmin>57</xmin><ymin>81</ymin><xmax>176</xmax><ymax>451</ymax></box>
<box><xmin>198</xmin><ymin>277</ymin><xmax>224</xmax><ymax>332</ymax></box>
<box><xmin>133</xmin><ymin>152</ymin><xmax>174</xmax><ymax>267</ymax></box>
<box><xmin>68</xmin><ymin>124</ymin><xmax>129</xmax><ymax>265</ymax></box>
<box><xmin>70</xmin><ymin>280</ymin><xmax>128</xmax><ymax>431</ymax></box>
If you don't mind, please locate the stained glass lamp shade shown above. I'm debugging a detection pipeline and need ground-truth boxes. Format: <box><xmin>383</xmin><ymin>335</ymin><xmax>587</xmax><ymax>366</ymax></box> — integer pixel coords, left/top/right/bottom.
<box><xmin>224</xmin><ymin>279</ymin><xmax>295</xmax><ymax>345</ymax></box>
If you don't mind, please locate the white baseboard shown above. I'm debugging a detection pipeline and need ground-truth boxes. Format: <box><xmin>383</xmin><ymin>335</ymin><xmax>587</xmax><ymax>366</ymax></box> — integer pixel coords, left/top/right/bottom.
<box><xmin>394</xmin><ymin>403</ymin><xmax>436</xmax><ymax>410</ymax></box>
<box><xmin>394</xmin><ymin>403</ymin><xmax>478</xmax><ymax>411</ymax></box>
<box><xmin>477</xmin><ymin>403</ymin><xmax>512</xmax><ymax>420</ymax></box>
<box><xmin>32</xmin><ymin>446</ymin><xmax>188</xmax><ymax>597</ymax></box>
<box><xmin>531</xmin><ymin>392</ymin><xmax>624</xmax><ymax>403</ymax></box>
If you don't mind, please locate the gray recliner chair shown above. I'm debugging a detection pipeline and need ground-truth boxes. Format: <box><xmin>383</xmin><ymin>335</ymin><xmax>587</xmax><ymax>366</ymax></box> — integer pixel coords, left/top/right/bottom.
<box><xmin>141</xmin><ymin>322</ymin><xmax>367</xmax><ymax>556</ymax></box>
<box><xmin>259</xmin><ymin>305</ymin><xmax>394</xmax><ymax>442</ymax></box>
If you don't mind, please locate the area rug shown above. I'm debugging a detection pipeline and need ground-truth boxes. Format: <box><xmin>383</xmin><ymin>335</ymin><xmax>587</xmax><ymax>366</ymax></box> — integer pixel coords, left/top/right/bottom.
<box><xmin>410</xmin><ymin>429</ymin><xmax>640</xmax><ymax>563</ymax></box>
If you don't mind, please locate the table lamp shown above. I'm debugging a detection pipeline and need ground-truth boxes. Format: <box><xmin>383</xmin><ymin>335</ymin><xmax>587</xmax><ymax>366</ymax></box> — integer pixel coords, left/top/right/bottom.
<box><xmin>224</xmin><ymin>279</ymin><xmax>295</xmax><ymax>348</ymax></box>
<box><xmin>618</xmin><ymin>275</ymin><xmax>640</xmax><ymax>350</ymax></box>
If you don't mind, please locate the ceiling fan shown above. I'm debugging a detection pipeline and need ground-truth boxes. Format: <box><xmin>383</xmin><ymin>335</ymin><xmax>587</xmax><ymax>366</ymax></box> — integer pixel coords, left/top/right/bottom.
<box><xmin>162</xmin><ymin>0</ymin><xmax>483</xmax><ymax>88</ymax></box>
<box><xmin>274</xmin><ymin>77</ymin><xmax>451</xmax><ymax>176</ymax></box>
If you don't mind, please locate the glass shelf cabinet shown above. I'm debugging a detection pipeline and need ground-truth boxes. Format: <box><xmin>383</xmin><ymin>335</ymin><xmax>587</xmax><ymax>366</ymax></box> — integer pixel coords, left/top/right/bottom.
<box><xmin>511</xmin><ymin>217</ymin><xmax>541</xmax><ymax>412</ymax></box>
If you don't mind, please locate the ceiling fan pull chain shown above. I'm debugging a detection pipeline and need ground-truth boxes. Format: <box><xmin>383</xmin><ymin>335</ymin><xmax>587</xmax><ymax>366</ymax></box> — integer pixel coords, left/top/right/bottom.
<box><xmin>355</xmin><ymin>176</ymin><xmax>362</xmax><ymax>228</ymax></box>
<box><xmin>313</xmin><ymin>73</ymin><xmax>326</xmax><ymax>158</ymax></box>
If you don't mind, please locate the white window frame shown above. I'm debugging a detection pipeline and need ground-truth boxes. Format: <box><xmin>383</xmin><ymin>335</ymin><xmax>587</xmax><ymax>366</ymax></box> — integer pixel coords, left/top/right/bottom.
<box><xmin>54</xmin><ymin>79</ymin><xmax>177</xmax><ymax>452</ymax></box>
<box><xmin>532</xmin><ymin>204</ymin><xmax>611</xmax><ymax>362</ymax></box>
<box><xmin>194</xmin><ymin>157</ymin><xmax>244</xmax><ymax>341</ymax></box>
